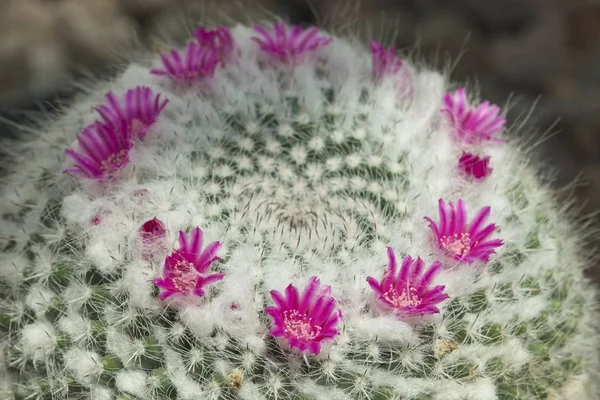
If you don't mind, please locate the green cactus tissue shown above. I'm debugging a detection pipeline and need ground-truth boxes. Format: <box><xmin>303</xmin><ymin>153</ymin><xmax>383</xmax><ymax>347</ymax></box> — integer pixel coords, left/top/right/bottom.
<box><xmin>0</xmin><ymin>22</ymin><xmax>598</xmax><ymax>400</ymax></box>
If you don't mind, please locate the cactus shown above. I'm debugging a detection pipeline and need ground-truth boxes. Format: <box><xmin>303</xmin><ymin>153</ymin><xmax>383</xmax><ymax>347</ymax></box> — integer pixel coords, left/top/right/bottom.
<box><xmin>0</xmin><ymin>21</ymin><xmax>599</xmax><ymax>400</ymax></box>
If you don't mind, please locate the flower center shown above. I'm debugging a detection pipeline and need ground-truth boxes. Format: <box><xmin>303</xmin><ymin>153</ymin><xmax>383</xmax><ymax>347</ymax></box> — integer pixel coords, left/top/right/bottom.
<box><xmin>383</xmin><ymin>287</ymin><xmax>421</xmax><ymax>308</ymax></box>
<box><xmin>182</xmin><ymin>70</ymin><xmax>207</xmax><ymax>82</ymax></box>
<box><xmin>171</xmin><ymin>260</ymin><xmax>198</xmax><ymax>292</ymax></box>
<box><xmin>282</xmin><ymin>309</ymin><xmax>322</xmax><ymax>342</ymax></box>
<box><xmin>130</xmin><ymin>119</ymin><xmax>145</xmax><ymax>134</ymax></box>
<box><xmin>100</xmin><ymin>149</ymin><xmax>128</xmax><ymax>173</ymax></box>
<box><xmin>440</xmin><ymin>232</ymin><xmax>473</xmax><ymax>258</ymax></box>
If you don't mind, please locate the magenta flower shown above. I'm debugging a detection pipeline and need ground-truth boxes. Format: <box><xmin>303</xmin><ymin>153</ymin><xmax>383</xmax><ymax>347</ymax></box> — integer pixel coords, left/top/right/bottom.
<box><xmin>370</xmin><ymin>41</ymin><xmax>414</xmax><ymax>98</ymax></box>
<box><xmin>193</xmin><ymin>26</ymin><xmax>236</xmax><ymax>62</ymax></box>
<box><xmin>139</xmin><ymin>218</ymin><xmax>167</xmax><ymax>261</ymax></box>
<box><xmin>370</xmin><ymin>41</ymin><xmax>403</xmax><ymax>81</ymax></box>
<box><xmin>96</xmin><ymin>86</ymin><xmax>168</xmax><ymax>140</ymax></box>
<box><xmin>265</xmin><ymin>276</ymin><xmax>342</xmax><ymax>355</ymax></box>
<box><xmin>64</xmin><ymin>122</ymin><xmax>132</xmax><ymax>180</ymax></box>
<box><xmin>140</xmin><ymin>218</ymin><xmax>166</xmax><ymax>239</ymax></box>
<box><xmin>458</xmin><ymin>152</ymin><xmax>492</xmax><ymax>180</ymax></box>
<box><xmin>151</xmin><ymin>42</ymin><xmax>220</xmax><ymax>84</ymax></box>
<box><xmin>442</xmin><ymin>88</ymin><xmax>506</xmax><ymax>144</ymax></box>
<box><xmin>252</xmin><ymin>23</ymin><xmax>332</xmax><ymax>65</ymax></box>
<box><xmin>65</xmin><ymin>87</ymin><xmax>167</xmax><ymax>180</ymax></box>
<box><xmin>425</xmin><ymin>199</ymin><xmax>504</xmax><ymax>264</ymax></box>
<box><xmin>367</xmin><ymin>248</ymin><xmax>449</xmax><ymax>317</ymax></box>
<box><xmin>153</xmin><ymin>227</ymin><xmax>224</xmax><ymax>300</ymax></box>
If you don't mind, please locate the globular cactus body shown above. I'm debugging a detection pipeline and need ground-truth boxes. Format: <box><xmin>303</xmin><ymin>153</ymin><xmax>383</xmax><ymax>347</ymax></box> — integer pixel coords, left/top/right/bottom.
<box><xmin>0</xmin><ymin>21</ymin><xmax>598</xmax><ymax>400</ymax></box>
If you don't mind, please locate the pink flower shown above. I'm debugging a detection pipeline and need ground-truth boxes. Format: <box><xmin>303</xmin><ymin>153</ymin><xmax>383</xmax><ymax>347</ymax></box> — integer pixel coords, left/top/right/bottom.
<box><xmin>442</xmin><ymin>88</ymin><xmax>506</xmax><ymax>144</ymax></box>
<box><xmin>370</xmin><ymin>41</ymin><xmax>414</xmax><ymax>98</ymax></box>
<box><xmin>96</xmin><ymin>86</ymin><xmax>168</xmax><ymax>140</ymax></box>
<box><xmin>139</xmin><ymin>218</ymin><xmax>167</xmax><ymax>261</ymax></box>
<box><xmin>153</xmin><ymin>227</ymin><xmax>224</xmax><ymax>300</ymax></box>
<box><xmin>367</xmin><ymin>248</ymin><xmax>449</xmax><ymax>317</ymax></box>
<box><xmin>458</xmin><ymin>152</ymin><xmax>492</xmax><ymax>180</ymax></box>
<box><xmin>370</xmin><ymin>41</ymin><xmax>403</xmax><ymax>81</ymax></box>
<box><xmin>425</xmin><ymin>199</ymin><xmax>504</xmax><ymax>264</ymax></box>
<box><xmin>252</xmin><ymin>23</ymin><xmax>332</xmax><ymax>65</ymax></box>
<box><xmin>64</xmin><ymin>87</ymin><xmax>167</xmax><ymax>181</ymax></box>
<box><xmin>193</xmin><ymin>26</ymin><xmax>236</xmax><ymax>62</ymax></box>
<box><xmin>64</xmin><ymin>122</ymin><xmax>132</xmax><ymax>180</ymax></box>
<box><xmin>151</xmin><ymin>42</ymin><xmax>220</xmax><ymax>83</ymax></box>
<box><xmin>140</xmin><ymin>218</ymin><xmax>166</xmax><ymax>239</ymax></box>
<box><xmin>265</xmin><ymin>276</ymin><xmax>342</xmax><ymax>355</ymax></box>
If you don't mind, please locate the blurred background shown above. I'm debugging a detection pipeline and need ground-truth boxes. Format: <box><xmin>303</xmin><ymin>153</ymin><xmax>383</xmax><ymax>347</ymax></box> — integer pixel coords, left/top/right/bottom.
<box><xmin>1</xmin><ymin>0</ymin><xmax>600</xmax><ymax>280</ymax></box>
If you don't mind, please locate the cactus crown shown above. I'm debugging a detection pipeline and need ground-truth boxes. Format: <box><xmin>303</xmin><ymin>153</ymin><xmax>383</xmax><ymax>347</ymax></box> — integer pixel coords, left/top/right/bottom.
<box><xmin>0</xmin><ymin>22</ymin><xmax>599</xmax><ymax>400</ymax></box>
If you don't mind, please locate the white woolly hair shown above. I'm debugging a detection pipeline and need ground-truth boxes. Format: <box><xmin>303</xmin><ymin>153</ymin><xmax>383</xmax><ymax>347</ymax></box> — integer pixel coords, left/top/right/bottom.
<box><xmin>0</xmin><ymin>6</ymin><xmax>599</xmax><ymax>400</ymax></box>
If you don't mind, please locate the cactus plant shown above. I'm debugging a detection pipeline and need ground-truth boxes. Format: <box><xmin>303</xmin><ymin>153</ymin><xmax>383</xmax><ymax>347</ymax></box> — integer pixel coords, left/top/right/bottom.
<box><xmin>0</xmin><ymin>21</ymin><xmax>599</xmax><ymax>400</ymax></box>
